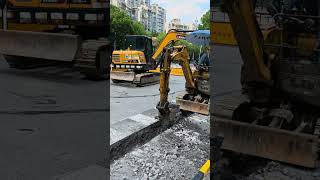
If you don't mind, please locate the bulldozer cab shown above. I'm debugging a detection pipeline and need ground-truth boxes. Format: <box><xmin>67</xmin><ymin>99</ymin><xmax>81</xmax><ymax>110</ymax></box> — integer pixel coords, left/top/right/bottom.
<box><xmin>125</xmin><ymin>35</ymin><xmax>154</xmax><ymax>64</ymax></box>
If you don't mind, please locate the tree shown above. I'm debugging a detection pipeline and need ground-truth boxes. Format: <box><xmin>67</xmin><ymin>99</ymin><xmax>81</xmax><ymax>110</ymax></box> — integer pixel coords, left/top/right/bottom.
<box><xmin>156</xmin><ymin>32</ymin><xmax>167</xmax><ymax>43</ymax></box>
<box><xmin>111</xmin><ymin>5</ymin><xmax>133</xmax><ymax>49</ymax></box>
<box><xmin>132</xmin><ymin>21</ymin><xmax>147</xmax><ymax>35</ymax></box>
<box><xmin>111</xmin><ymin>5</ymin><xmax>149</xmax><ymax>49</ymax></box>
<box><xmin>198</xmin><ymin>10</ymin><xmax>210</xmax><ymax>30</ymax></box>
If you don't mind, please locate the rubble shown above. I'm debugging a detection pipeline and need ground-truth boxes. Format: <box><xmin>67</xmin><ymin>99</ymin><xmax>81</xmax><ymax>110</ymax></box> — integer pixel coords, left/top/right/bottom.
<box><xmin>111</xmin><ymin>114</ymin><xmax>209</xmax><ymax>179</ymax></box>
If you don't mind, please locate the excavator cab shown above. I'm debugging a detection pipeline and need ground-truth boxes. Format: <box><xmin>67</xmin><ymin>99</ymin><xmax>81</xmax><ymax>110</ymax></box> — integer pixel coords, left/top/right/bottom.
<box><xmin>124</xmin><ymin>35</ymin><xmax>154</xmax><ymax>66</ymax></box>
<box><xmin>112</xmin><ymin>35</ymin><xmax>154</xmax><ymax>72</ymax></box>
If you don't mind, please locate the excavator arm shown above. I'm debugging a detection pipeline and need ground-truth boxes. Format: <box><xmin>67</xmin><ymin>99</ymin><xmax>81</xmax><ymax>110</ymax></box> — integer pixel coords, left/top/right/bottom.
<box><xmin>155</xmin><ymin>30</ymin><xmax>196</xmax><ymax>115</ymax></box>
<box><xmin>152</xmin><ymin>29</ymin><xmax>192</xmax><ymax>63</ymax></box>
<box><xmin>157</xmin><ymin>45</ymin><xmax>195</xmax><ymax>115</ymax></box>
<box><xmin>222</xmin><ymin>0</ymin><xmax>272</xmax><ymax>84</ymax></box>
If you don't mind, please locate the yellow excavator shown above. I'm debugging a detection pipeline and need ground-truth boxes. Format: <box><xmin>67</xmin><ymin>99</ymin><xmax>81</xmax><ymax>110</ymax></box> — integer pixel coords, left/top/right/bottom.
<box><xmin>0</xmin><ymin>0</ymin><xmax>109</xmax><ymax>79</ymax></box>
<box><xmin>149</xmin><ymin>30</ymin><xmax>210</xmax><ymax>116</ymax></box>
<box><xmin>111</xmin><ymin>30</ymin><xmax>196</xmax><ymax>86</ymax></box>
<box><xmin>213</xmin><ymin>0</ymin><xmax>320</xmax><ymax>168</ymax></box>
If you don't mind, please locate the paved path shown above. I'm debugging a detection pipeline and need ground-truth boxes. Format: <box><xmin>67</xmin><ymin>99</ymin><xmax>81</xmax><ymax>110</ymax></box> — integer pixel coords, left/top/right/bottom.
<box><xmin>0</xmin><ymin>57</ymin><xmax>108</xmax><ymax>180</ymax></box>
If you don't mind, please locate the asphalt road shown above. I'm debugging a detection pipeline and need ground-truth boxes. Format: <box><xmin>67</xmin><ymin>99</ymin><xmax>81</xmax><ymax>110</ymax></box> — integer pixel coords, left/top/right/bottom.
<box><xmin>110</xmin><ymin>76</ymin><xmax>186</xmax><ymax>124</ymax></box>
<box><xmin>0</xmin><ymin>56</ymin><xmax>108</xmax><ymax>179</ymax></box>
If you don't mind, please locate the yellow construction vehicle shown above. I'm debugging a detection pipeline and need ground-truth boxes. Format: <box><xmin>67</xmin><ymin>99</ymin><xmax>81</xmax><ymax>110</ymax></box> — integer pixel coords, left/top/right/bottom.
<box><xmin>111</xmin><ymin>29</ymin><xmax>194</xmax><ymax>86</ymax></box>
<box><xmin>0</xmin><ymin>0</ymin><xmax>109</xmax><ymax>79</ymax></box>
<box><xmin>212</xmin><ymin>0</ymin><xmax>320</xmax><ymax>168</ymax></box>
<box><xmin>154</xmin><ymin>31</ymin><xmax>210</xmax><ymax>115</ymax></box>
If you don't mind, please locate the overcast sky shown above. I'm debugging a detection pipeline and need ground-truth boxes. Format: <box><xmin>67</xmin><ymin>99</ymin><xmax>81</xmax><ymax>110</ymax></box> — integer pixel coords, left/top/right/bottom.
<box><xmin>151</xmin><ymin>0</ymin><xmax>210</xmax><ymax>24</ymax></box>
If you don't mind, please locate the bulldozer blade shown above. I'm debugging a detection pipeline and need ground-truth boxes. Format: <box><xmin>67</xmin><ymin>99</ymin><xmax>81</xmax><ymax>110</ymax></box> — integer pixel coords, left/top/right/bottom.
<box><xmin>176</xmin><ymin>93</ymin><xmax>209</xmax><ymax>115</ymax></box>
<box><xmin>111</xmin><ymin>71</ymin><xmax>135</xmax><ymax>82</ymax></box>
<box><xmin>212</xmin><ymin>117</ymin><xmax>320</xmax><ymax>168</ymax></box>
<box><xmin>111</xmin><ymin>70</ymin><xmax>160</xmax><ymax>85</ymax></box>
<box><xmin>0</xmin><ymin>30</ymin><xmax>81</xmax><ymax>61</ymax></box>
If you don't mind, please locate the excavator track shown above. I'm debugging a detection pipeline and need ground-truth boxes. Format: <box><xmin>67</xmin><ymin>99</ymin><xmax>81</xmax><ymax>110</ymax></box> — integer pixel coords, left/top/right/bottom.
<box><xmin>74</xmin><ymin>39</ymin><xmax>109</xmax><ymax>80</ymax></box>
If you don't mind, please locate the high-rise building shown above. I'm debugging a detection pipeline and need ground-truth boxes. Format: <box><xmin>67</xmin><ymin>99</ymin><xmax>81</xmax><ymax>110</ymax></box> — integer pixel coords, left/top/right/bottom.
<box><xmin>151</xmin><ymin>4</ymin><xmax>166</xmax><ymax>33</ymax></box>
<box><xmin>166</xmin><ymin>18</ymin><xmax>198</xmax><ymax>32</ymax></box>
<box><xmin>111</xmin><ymin>0</ymin><xmax>166</xmax><ymax>33</ymax></box>
<box><xmin>135</xmin><ymin>4</ymin><xmax>153</xmax><ymax>31</ymax></box>
<box><xmin>111</xmin><ymin>0</ymin><xmax>132</xmax><ymax>13</ymax></box>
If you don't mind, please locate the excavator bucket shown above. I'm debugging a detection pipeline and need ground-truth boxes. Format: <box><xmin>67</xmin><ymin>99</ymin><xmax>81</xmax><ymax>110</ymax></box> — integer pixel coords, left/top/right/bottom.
<box><xmin>212</xmin><ymin>117</ymin><xmax>320</xmax><ymax>168</ymax></box>
<box><xmin>0</xmin><ymin>30</ymin><xmax>81</xmax><ymax>61</ymax></box>
<box><xmin>212</xmin><ymin>93</ymin><xmax>320</xmax><ymax>168</ymax></box>
<box><xmin>176</xmin><ymin>93</ymin><xmax>209</xmax><ymax>115</ymax></box>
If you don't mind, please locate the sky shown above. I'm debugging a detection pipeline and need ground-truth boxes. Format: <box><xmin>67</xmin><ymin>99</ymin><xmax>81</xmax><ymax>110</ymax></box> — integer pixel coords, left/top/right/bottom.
<box><xmin>151</xmin><ymin>0</ymin><xmax>210</xmax><ymax>25</ymax></box>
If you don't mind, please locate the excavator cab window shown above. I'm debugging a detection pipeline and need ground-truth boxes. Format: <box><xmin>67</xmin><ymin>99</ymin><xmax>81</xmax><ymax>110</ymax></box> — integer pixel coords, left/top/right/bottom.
<box><xmin>125</xmin><ymin>35</ymin><xmax>153</xmax><ymax>63</ymax></box>
<box><xmin>145</xmin><ymin>38</ymin><xmax>153</xmax><ymax>64</ymax></box>
<box><xmin>125</xmin><ymin>36</ymin><xmax>146</xmax><ymax>51</ymax></box>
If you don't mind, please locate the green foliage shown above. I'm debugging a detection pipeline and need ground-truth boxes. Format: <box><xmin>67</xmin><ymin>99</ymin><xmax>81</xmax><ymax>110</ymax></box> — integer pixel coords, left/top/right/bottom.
<box><xmin>156</xmin><ymin>32</ymin><xmax>167</xmax><ymax>43</ymax></box>
<box><xmin>111</xmin><ymin>5</ymin><xmax>149</xmax><ymax>49</ymax></box>
<box><xmin>176</xmin><ymin>40</ymin><xmax>201</xmax><ymax>63</ymax></box>
<box><xmin>151</xmin><ymin>31</ymin><xmax>159</xmax><ymax>37</ymax></box>
<box><xmin>132</xmin><ymin>21</ymin><xmax>147</xmax><ymax>35</ymax></box>
<box><xmin>198</xmin><ymin>10</ymin><xmax>210</xmax><ymax>30</ymax></box>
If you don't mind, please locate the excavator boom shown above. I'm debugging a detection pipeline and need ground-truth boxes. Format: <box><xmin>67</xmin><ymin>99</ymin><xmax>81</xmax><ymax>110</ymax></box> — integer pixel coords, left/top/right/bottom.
<box><xmin>222</xmin><ymin>0</ymin><xmax>271</xmax><ymax>84</ymax></box>
<box><xmin>151</xmin><ymin>29</ymin><xmax>191</xmax><ymax>62</ymax></box>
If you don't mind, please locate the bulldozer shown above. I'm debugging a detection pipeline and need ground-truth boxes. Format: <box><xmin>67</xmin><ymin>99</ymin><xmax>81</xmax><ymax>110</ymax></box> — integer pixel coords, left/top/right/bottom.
<box><xmin>111</xmin><ymin>35</ymin><xmax>159</xmax><ymax>85</ymax></box>
<box><xmin>212</xmin><ymin>0</ymin><xmax>320</xmax><ymax>168</ymax></box>
<box><xmin>0</xmin><ymin>0</ymin><xmax>109</xmax><ymax>79</ymax></box>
